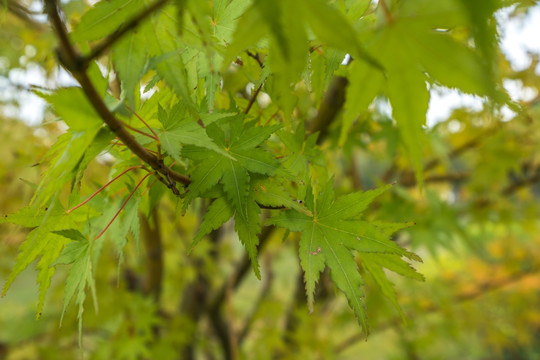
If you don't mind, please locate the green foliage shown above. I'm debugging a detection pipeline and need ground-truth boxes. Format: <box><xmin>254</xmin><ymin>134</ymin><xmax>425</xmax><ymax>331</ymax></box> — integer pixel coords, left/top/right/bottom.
<box><xmin>267</xmin><ymin>181</ymin><xmax>422</xmax><ymax>332</ymax></box>
<box><xmin>1</xmin><ymin>0</ymin><xmax>539</xmax><ymax>358</ymax></box>
<box><xmin>183</xmin><ymin>117</ymin><xmax>282</xmax><ymax>277</ymax></box>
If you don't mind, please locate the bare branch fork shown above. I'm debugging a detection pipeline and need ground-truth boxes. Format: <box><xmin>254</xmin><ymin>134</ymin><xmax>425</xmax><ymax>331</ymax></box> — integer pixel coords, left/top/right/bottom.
<box><xmin>44</xmin><ymin>0</ymin><xmax>190</xmax><ymax>194</ymax></box>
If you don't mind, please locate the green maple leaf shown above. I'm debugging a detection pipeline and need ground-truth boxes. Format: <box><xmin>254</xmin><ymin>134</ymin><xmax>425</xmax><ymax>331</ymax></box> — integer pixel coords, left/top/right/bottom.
<box><xmin>156</xmin><ymin>103</ymin><xmax>232</xmax><ymax>162</ymax></box>
<box><xmin>183</xmin><ymin>117</ymin><xmax>280</xmax><ymax>203</ymax></box>
<box><xmin>212</xmin><ymin>0</ymin><xmax>252</xmax><ymax>45</ymax></box>
<box><xmin>53</xmin><ymin>234</ymin><xmax>98</xmax><ymax>347</ymax></box>
<box><xmin>276</xmin><ymin>122</ymin><xmax>322</xmax><ymax>181</ymax></box>
<box><xmin>266</xmin><ymin>180</ymin><xmax>422</xmax><ymax>333</ymax></box>
<box><xmin>1</xmin><ymin>202</ymin><xmax>99</xmax><ymax>318</ymax></box>
<box><xmin>183</xmin><ymin>117</ymin><xmax>280</xmax><ymax>277</ymax></box>
<box><xmin>71</xmin><ymin>0</ymin><xmax>145</xmax><ymax>43</ymax></box>
<box><xmin>33</xmin><ymin>87</ymin><xmax>105</xmax><ymax>207</ymax></box>
<box><xmin>143</xmin><ymin>8</ymin><xmax>198</xmax><ymax>117</ymax></box>
<box><xmin>112</xmin><ymin>29</ymin><xmax>147</xmax><ymax>108</ymax></box>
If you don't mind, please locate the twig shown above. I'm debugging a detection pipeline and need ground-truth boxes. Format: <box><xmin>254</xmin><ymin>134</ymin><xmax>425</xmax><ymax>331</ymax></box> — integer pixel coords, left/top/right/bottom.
<box><xmin>427</xmin><ymin>126</ymin><xmax>499</xmax><ymax>173</ymax></box>
<box><xmin>81</xmin><ymin>0</ymin><xmax>170</xmax><ymax>68</ymax></box>
<box><xmin>501</xmin><ymin>165</ymin><xmax>540</xmax><ymax>196</ymax></box>
<box><xmin>383</xmin><ymin>126</ymin><xmax>500</xmax><ymax>185</ymax></box>
<box><xmin>66</xmin><ymin>165</ymin><xmax>142</xmax><ymax>214</ymax></box>
<box><xmin>95</xmin><ymin>173</ymin><xmax>151</xmax><ymax>240</ymax></box>
<box><xmin>131</xmin><ymin>110</ymin><xmax>160</xmax><ymax>140</ymax></box>
<box><xmin>121</xmin><ymin>120</ymin><xmax>159</xmax><ymax>141</ymax></box>
<box><xmin>399</xmin><ymin>172</ymin><xmax>469</xmax><ymax>187</ymax></box>
<box><xmin>246</xmin><ymin>51</ymin><xmax>264</xmax><ymax>68</ymax></box>
<box><xmin>379</xmin><ymin>0</ymin><xmax>394</xmax><ymax>23</ymax></box>
<box><xmin>244</xmin><ymin>83</ymin><xmax>263</xmax><ymax>115</ymax></box>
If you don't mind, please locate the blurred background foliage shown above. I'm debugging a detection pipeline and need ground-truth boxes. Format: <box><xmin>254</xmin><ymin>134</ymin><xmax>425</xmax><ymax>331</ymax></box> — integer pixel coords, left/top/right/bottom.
<box><xmin>1</xmin><ymin>0</ymin><xmax>540</xmax><ymax>359</ymax></box>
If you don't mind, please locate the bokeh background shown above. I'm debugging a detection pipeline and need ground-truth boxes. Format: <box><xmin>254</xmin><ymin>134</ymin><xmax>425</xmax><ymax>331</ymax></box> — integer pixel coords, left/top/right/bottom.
<box><xmin>1</xmin><ymin>1</ymin><xmax>540</xmax><ymax>359</ymax></box>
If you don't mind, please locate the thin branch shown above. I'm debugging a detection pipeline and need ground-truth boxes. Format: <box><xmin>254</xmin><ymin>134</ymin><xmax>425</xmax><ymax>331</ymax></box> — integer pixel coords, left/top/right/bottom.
<box><xmin>66</xmin><ymin>165</ymin><xmax>142</xmax><ymax>214</ymax></box>
<box><xmin>429</xmin><ymin>135</ymin><xmax>490</xmax><ymax>172</ymax></box>
<box><xmin>244</xmin><ymin>83</ymin><xmax>263</xmax><ymax>115</ymax></box>
<box><xmin>95</xmin><ymin>173</ymin><xmax>151</xmax><ymax>240</ymax></box>
<box><xmin>131</xmin><ymin>110</ymin><xmax>160</xmax><ymax>140</ymax></box>
<box><xmin>246</xmin><ymin>50</ymin><xmax>264</xmax><ymax>69</ymax></box>
<box><xmin>81</xmin><ymin>0</ymin><xmax>170</xmax><ymax>68</ymax></box>
<box><xmin>501</xmin><ymin>165</ymin><xmax>540</xmax><ymax>196</ymax></box>
<box><xmin>399</xmin><ymin>171</ymin><xmax>470</xmax><ymax>187</ymax></box>
<box><xmin>121</xmin><ymin>120</ymin><xmax>159</xmax><ymax>141</ymax></box>
<box><xmin>383</xmin><ymin>126</ymin><xmax>500</xmax><ymax>185</ymax></box>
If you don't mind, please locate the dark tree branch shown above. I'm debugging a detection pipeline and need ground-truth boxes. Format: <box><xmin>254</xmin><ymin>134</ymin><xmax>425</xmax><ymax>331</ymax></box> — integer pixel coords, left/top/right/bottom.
<box><xmin>399</xmin><ymin>171</ymin><xmax>470</xmax><ymax>187</ymax></box>
<box><xmin>44</xmin><ymin>0</ymin><xmax>190</xmax><ymax>194</ymax></box>
<box><xmin>501</xmin><ymin>164</ymin><xmax>540</xmax><ymax>196</ymax></box>
<box><xmin>179</xmin><ymin>219</ymin><xmax>222</xmax><ymax>360</ymax></box>
<box><xmin>426</xmin><ymin>128</ymin><xmax>498</xmax><ymax>172</ymax></box>
<box><xmin>208</xmin><ymin>299</ymin><xmax>235</xmax><ymax>360</ymax></box>
<box><xmin>82</xmin><ymin>0</ymin><xmax>169</xmax><ymax>68</ymax></box>
<box><xmin>472</xmin><ymin>163</ymin><xmax>540</xmax><ymax>208</ymax></box>
<box><xmin>308</xmin><ymin>76</ymin><xmax>349</xmax><ymax>144</ymax></box>
<box><xmin>207</xmin><ymin>226</ymin><xmax>275</xmax><ymax>314</ymax></box>
<box><xmin>76</xmin><ymin>70</ymin><xmax>189</xmax><ymax>187</ymax></box>
<box><xmin>140</xmin><ymin>207</ymin><xmax>163</xmax><ymax>301</ymax></box>
<box><xmin>282</xmin><ymin>271</ymin><xmax>305</xmax><ymax>348</ymax></box>
<box><xmin>383</xmin><ymin>126</ymin><xmax>500</xmax><ymax>185</ymax></box>
<box><xmin>238</xmin><ymin>254</ymin><xmax>274</xmax><ymax>344</ymax></box>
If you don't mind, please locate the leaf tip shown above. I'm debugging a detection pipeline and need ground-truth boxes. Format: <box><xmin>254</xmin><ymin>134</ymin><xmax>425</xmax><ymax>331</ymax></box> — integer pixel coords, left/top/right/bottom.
<box><xmin>406</xmin><ymin>251</ymin><xmax>423</xmax><ymax>263</ymax></box>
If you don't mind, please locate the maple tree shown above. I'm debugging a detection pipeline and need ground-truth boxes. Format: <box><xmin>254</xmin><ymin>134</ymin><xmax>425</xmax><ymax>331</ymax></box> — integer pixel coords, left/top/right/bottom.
<box><xmin>1</xmin><ymin>0</ymin><xmax>540</xmax><ymax>359</ymax></box>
